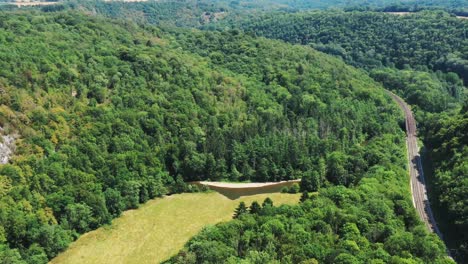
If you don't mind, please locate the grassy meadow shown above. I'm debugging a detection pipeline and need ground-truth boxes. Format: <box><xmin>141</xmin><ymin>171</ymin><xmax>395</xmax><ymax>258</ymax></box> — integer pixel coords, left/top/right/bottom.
<box><xmin>50</xmin><ymin>192</ymin><xmax>300</xmax><ymax>264</ymax></box>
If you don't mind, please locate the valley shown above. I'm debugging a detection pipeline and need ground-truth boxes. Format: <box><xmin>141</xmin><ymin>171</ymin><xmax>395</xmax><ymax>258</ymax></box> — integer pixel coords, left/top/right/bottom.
<box><xmin>0</xmin><ymin>1</ymin><xmax>466</xmax><ymax>263</ymax></box>
<box><xmin>386</xmin><ymin>91</ymin><xmax>442</xmax><ymax>236</ymax></box>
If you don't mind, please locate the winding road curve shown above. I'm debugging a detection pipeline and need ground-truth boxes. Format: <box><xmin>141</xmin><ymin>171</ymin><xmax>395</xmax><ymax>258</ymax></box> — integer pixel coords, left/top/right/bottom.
<box><xmin>386</xmin><ymin>91</ymin><xmax>443</xmax><ymax>237</ymax></box>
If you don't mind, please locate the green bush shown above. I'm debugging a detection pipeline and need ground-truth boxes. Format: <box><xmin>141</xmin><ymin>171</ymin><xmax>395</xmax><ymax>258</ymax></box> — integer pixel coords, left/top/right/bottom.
<box><xmin>288</xmin><ymin>183</ymin><xmax>300</xmax><ymax>194</ymax></box>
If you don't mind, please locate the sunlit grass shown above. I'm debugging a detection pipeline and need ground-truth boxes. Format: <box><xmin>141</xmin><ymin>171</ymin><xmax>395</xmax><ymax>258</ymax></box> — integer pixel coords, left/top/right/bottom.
<box><xmin>50</xmin><ymin>192</ymin><xmax>300</xmax><ymax>264</ymax></box>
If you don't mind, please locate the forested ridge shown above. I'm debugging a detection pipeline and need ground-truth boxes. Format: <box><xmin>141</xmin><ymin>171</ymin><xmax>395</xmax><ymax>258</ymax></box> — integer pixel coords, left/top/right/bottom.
<box><xmin>20</xmin><ymin>0</ymin><xmax>466</xmax><ymax>29</ymax></box>
<box><xmin>0</xmin><ymin>2</ymin><xmax>465</xmax><ymax>263</ymax></box>
<box><xmin>166</xmin><ymin>108</ymin><xmax>451</xmax><ymax>262</ymax></box>
<box><xmin>164</xmin><ymin>103</ymin><xmax>466</xmax><ymax>260</ymax></box>
<box><xmin>369</xmin><ymin>68</ymin><xmax>464</xmax><ymax>113</ymax></box>
<box><xmin>0</xmin><ymin>11</ymin><xmax>438</xmax><ymax>263</ymax></box>
<box><xmin>422</xmin><ymin>106</ymin><xmax>468</xmax><ymax>260</ymax></box>
<box><xmin>230</xmin><ymin>10</ymin><xmax>467</xmax><ymax>261</ymax></box>
<box><xmin>161</xmin><ymin>26</ymin><xmax>453</xmax><ymax>264</ymax></box>
<box><xmin>236</xmin><ymin>11</ymin><xmax>468</xmax><ymax>84</ymax></box>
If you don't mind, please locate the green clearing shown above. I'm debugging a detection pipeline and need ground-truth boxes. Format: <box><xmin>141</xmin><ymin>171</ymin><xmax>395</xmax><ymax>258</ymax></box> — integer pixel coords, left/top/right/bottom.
<box><xmin>50</xmin><ymin>192</ymin><xmax>300</xmax><ymax>264</ymax></box>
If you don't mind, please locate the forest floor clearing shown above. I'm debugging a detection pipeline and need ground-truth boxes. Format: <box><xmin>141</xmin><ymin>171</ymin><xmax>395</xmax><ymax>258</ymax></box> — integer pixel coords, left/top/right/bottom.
<box><xmin>50</xmin><ymin>192</ymin><xmax>300</xmax><ymax>264</ymax></box>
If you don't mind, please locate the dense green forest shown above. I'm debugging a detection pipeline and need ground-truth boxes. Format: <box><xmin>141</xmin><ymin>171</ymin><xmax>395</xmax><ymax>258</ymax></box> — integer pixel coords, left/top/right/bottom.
<box><xmin>16</xmin><ymin>0</ymin><xmax>464</xmax><ymax>28</ymax></box>
<box><xmin>0</xmin><ymin>2</ymin><xmax>465</xmax><ymax>263</ymax></box>
<box><xmin>235</xmin><ymin>11</ymin><xmax>468</xmax><ymax>84</ymax></box>
<box><xmin>65</xmin><ymin>0</ymin><xmax>226</xmax><ymax>27</ymax></box>
<box><xmin>422</xmin><ymin>106</ymin><xmax>468</xmax><ymax>259</ymax></box>
<box><xmin>158</xmin><ymin>21</ymin><xmax>454</xmax><ymax>264</ymax></box>
<box><xmin>0</xmin><ymin>11</ymin><xmax>438</xmax><ymax>263</ymax></box>
<box><xmin>248</xmin><ymin>0</ymin><xmax>468</xmax><ymax>11</ymax></box>
<box><xmin>347</xmin><ymin>1</ymin><xmax>468</xmax><ymax>16</ymax></box>
<box><xmin>167</xmin><ymin>161</ymin><xmax>450</xmax><ymax>263</ymax></box>
<box><xmin>231</xmin><ymin>10</ymin><xmax>467</xmax><ymax>260</ymax></box>
<box><xmin>369</xmin><ymin>68</ymin><xmax>464</xmax><ymax>113</ymax></box>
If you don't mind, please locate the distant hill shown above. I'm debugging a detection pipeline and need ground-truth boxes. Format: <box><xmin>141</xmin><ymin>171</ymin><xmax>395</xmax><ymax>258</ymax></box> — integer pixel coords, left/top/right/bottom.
<box><xmin>26</xmin><ymin>0</ymin><xmax>464</xmax><ymax>28</ymax></box>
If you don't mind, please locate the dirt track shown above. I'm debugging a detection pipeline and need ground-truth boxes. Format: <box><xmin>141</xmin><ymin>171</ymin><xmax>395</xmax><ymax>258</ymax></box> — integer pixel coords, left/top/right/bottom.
<box><xmin>194</xmin><ymin>180</ymin><xmax>301</xmax><ymax>199</ymax></box>
<box><xmin>198</xmin><ymin>179</ymin><xmax>300</xmax><ymax>189</ymax></box>
<box><xmin>386</xmin><ymin>91</ymin><xmax>442</xmax><ymax>237</ymax></box>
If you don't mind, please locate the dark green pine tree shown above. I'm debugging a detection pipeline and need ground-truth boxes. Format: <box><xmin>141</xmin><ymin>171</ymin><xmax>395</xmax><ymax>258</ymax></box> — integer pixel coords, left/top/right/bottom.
<box><xmin>234</xmin><ymin>202</ymin><xmax>248</xmax><ymax>219</ymax></box>
<box><xmin>301</xmin><ymin>170</ymin><xmax>321</xmax><ymax>192</ymax></box>
<box><xmin>300</xmin><ymin>191</ymin><xmax>310</xmax><ymax>203</ymax></box>
<box><xmin>249</xmin><ymin>201</ymin><xmax>261</xmax><ymax>214</ymax></box>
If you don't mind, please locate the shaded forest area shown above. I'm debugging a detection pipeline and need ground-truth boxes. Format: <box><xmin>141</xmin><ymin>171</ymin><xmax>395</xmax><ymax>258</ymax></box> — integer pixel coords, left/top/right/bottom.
<box><xmin>422</xmin><ymin>106</ymin><xmax>468</xmax><ymax>259</ymax></box>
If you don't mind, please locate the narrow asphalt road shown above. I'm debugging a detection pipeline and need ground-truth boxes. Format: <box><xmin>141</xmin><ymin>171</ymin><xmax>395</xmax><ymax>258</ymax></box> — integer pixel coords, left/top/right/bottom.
<box><xmin>386</xmin><ymin>91</ymin><xmax>443</xmax><ymax>237</ymax></box>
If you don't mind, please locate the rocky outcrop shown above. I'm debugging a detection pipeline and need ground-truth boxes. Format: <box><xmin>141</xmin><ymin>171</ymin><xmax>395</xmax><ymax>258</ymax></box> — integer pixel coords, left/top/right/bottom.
<box><xmin>0</xmin><ymin>127</ymin><xmax>16</xmax><ymax>165</ymax></box>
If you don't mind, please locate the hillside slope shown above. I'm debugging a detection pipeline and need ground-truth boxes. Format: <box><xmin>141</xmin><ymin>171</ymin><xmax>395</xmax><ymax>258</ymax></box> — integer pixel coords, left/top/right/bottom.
<box><xmin>237</xmin><ymin>11</ymin><xmax>468</xmax><ymax>84</ymax></box>
<box><xmin>31</xmin><ymin>0</ymin><xmax>466</xmax><ymax>29</ymax></box>
<box><xmin>424</xmin><ymin>106</ymin><xmax>468</xmax><ymax>260</ymax></box>
<box><xmin>233</xmin><ymin>10</ymin><xmax>467</xmax><ymax>261</ymax></box>
<box><xmin>0</xmin><ymin>11</ymin><xmax>419</xmax><ymax>263</ymax></box>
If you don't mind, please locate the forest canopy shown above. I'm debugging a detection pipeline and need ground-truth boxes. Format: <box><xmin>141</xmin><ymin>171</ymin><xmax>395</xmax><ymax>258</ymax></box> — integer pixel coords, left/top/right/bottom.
<box><xmin>232</xmin><ymin>10</ymin><xmax>467</xmax><ymax>260</ymax></box>
<box><xmin>0</xmin><ymin>11</ymin><xmax>438</xmax><ymax>263</ymax></box>
<box><xmin>0</xmin><ymin>1</ymin><xmax>465</xmax><ymax>263</ymax></box>
<box><xmin>235</xmin><ymin>11</ymin><xmax>468</xmax><ymax>84</ymax></box>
